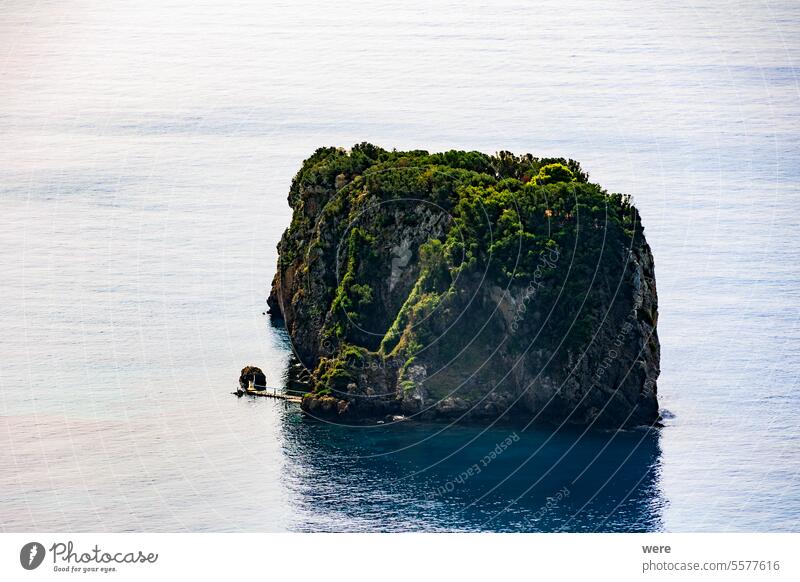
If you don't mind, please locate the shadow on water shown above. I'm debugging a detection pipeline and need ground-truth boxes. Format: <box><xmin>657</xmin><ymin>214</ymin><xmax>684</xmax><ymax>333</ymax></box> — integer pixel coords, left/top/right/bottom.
<box><xmin>279</xmin><ymin>407</ymin><xmax>665</xmax><ymax>532</ymax></box>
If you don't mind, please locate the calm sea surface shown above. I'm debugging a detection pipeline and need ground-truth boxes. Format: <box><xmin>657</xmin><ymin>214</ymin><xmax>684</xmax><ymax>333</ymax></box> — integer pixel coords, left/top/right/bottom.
<box><xmin>1</xmin><ymin>0</ymin><xmax>798</xmax><ymax>531</ymax></box>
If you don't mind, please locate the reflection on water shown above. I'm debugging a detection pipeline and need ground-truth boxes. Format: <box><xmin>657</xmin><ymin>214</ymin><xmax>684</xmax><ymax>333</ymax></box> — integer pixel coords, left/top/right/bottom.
<box><xmin>280</xmin><ymin>405</ymin><xmax>664</xmax><ymax>532</ymax></box>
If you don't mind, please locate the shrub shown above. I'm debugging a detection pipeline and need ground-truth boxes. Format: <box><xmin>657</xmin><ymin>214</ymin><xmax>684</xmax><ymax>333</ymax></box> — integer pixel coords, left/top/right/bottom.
<box><xmin>533</xmin><ymin>163</ymin><xmax>575</xmax><ymax>186</ymax></box>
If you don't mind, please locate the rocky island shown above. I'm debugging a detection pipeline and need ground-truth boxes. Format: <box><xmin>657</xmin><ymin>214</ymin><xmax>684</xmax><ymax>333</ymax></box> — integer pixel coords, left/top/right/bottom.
<box><xmin>268</xmin><ymin>144</ymin><xmax>660</xmax><ymax>428</ymax></box>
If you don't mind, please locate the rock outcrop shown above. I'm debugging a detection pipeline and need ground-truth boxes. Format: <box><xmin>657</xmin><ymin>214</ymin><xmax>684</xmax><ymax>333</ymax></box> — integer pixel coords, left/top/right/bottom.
<box><xmin>268</xmin><ymin>144</ymin><xmax>660</xmax><ymax>428</ymax></box>
<box><xmin>239</xmin><ymin>366</ymin><xmax>267</xmax><ymax>391</ymax></box>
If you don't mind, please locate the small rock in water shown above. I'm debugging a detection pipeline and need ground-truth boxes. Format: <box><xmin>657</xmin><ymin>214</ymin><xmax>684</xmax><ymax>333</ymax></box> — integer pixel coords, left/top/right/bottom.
<box><xmin>239</xmin><ymin>366</ymin><xmax>266</xmax><ymax>391</ymax></box>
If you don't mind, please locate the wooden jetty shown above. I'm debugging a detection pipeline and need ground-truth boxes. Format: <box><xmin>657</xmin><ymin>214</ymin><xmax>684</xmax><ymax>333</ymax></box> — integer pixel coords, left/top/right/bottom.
<box><xmin>234</xmin><ymin>380</ymin><xmax>305</xmax><ymax>403</ymax></box>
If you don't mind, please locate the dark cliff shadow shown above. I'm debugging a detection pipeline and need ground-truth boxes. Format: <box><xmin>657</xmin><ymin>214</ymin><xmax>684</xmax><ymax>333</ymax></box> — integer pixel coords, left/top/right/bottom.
<box><xmin>278</xmin><ymin>408</ymin><xmax>665</xmax><ymax>532</ymax></box>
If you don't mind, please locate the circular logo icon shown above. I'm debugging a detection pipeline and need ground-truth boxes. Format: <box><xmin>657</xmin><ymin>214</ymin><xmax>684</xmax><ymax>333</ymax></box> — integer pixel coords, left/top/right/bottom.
<box><xmin>20</xmin><ymin>542</ymin><xmax>45</xmax><ymax>570</ymax></box>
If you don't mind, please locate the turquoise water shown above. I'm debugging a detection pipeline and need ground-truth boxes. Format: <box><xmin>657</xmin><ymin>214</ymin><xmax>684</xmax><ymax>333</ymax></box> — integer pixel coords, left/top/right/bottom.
<box><xmin>1</xmin><ymin>0</ymin><xmax>798</xmax><ymax>531</ymax></box>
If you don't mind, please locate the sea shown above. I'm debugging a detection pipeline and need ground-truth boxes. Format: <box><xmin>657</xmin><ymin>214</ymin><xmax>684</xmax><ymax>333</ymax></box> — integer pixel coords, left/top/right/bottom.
<box><xmin>1</xmin><ymin>0</ymin><xmax>798</xmax><ymax>531</ymax></box>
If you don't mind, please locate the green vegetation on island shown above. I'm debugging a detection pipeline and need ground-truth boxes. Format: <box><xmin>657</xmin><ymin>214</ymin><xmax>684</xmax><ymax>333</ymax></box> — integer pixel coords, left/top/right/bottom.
<box><xmin>268</xmin><ymin>144</ymin><xmax>660</xmax><ymax>428</ymax></box>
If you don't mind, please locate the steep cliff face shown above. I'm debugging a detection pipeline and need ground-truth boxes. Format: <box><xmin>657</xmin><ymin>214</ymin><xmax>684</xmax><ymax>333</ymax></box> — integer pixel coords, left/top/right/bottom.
<box><xmin>268</xmin><ymin>144</ymin><xmax>660</xmax><ymax>428</ymax></box>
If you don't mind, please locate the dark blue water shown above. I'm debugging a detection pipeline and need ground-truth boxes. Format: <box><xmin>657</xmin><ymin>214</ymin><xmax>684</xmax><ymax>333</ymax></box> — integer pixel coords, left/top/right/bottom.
<box><xmin>282</xmin><ymin>413</ymin><xmax>663</xmax><ymax>532</ymax></box>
